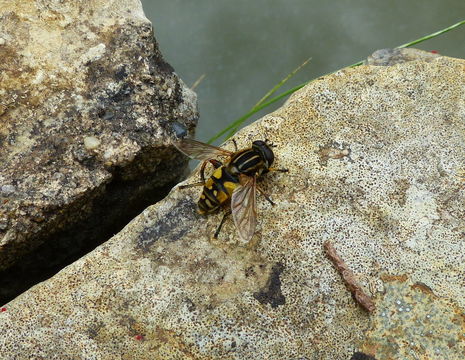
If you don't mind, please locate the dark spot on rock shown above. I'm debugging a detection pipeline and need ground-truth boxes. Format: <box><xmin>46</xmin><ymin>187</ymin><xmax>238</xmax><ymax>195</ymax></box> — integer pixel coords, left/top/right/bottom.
<box><xmin>110</xmin><ymin>83</ymin><xmax>134</xmax><ymax>103</ymax></box>
<box><xmin>156</xmin><ymin>59</ymin><xmax>175</xmax><ymax>75</ymax></box>
<box><xmin>115</xmin><ymin>66</ymin><xmax>128</xmax><ymax>81</ymax></box>
<box><xmin>171</xmin><ymin>121</ymin><xmax>187</xmax><ymax>138</ymax></box>
<box><xmin>49</xmin><ymin>135</ymin><xmax>70</xmax><ymax>151</ymax></box>
<box><xmin>86</xmin><ymin>319</ymin><xmax>104</xmax><ymax>339</ymax></box>
<box><xmin>244</xmin><ymin>266</ymin><xmax>255</xmax><ymax>278</ymax></box>
<box><xmin>350</xmin><ymin>352</ymin><xmax>377</xmax><ymax>360</ymax></box>
<box><xmin>137</xmin><ymin>198</ymin><xmax>198</xmax><ymax>252</ymax></box>
<box><xmin>253</xmin><ymin>262</ymin><xmax>285</xmax><ymax>308</ymax></box>
<box><xmin>97</xmin><ymin>108</ymin><xmax>115</xmax><ymax>121</ymax></box>
<box><xmin>72</xmin><ymin>145</ymin><xmax>98</xmax><ymax>169</ymax></box>
<box><xmin>158</xmin><ymin>119</ymin><xmax>192</xmax><ymax>140</ymax></box>
<box><xmin>184</xmin><ymin>298</ymin><xmax>196</xmax><ymax>312</ymax></box>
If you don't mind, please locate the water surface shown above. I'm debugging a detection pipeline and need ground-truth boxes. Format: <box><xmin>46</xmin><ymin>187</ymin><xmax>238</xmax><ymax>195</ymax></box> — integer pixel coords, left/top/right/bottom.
<box><xmin>142</xmin><ymin>0</ymin><xmax>465</xmax><ymax>143</ymax></box>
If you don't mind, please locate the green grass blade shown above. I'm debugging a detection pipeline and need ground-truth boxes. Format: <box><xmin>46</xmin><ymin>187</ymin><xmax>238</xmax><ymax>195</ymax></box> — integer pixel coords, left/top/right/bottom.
<box><xmin>223</xmin><ymin>57</ymin><xmax>312</xmax><ymax>141</ymax></box>
<box><xmin>208</xmin><ymin>58</ymin><xmax>364</xmax><ymax>144</ymax></box>
<box><xmin>252</xmin><ymin>57</ymin><xmax>311</xmax><ymax>110</ymax></box>
<box><xmin>208</xmin><ymin>84</ymin><xmax>307</xmax><ymax>144</ymax></box>
<box><xmin>398</xmin><ymin>19</ymin><xmax>465</xmax><ymax>48</ymax></box>
<box><xmin>208</xmin><ymin>19</ymin><xmax>465</xmax><ymax>144</ymax></box>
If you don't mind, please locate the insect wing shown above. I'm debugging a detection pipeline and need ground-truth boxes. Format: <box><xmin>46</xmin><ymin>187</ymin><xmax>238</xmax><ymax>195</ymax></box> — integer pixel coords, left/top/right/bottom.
<box><xmin>172</xmin><ymin>139</ymin><xmax>233</xmax><ymax>160</ymax></box>
<box><xmin>231</xmin><ymin>175</ymin><xmax>257</xmax><ymax>242</ymax></box>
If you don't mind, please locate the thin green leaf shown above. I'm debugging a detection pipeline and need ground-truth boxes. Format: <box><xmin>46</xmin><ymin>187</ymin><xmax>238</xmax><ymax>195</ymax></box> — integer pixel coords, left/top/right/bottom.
<box><xmin>398</xmin><ymin>19</ymin><xmax>465</xmax><ymax>48</ymax></box>
<box><xmin>223</xmin><ymin>57</ymin><xmax>312</xmax><ymax>140</ymax></box>
<box><xmin>208</xmin><ymin>19</ymin><xmax>465</xmax><ymax>144</ymax></box>
<box><xmin>253</xmin><ymin>57</ymin><xmax>311</xmax><ymax>110</ymax></box>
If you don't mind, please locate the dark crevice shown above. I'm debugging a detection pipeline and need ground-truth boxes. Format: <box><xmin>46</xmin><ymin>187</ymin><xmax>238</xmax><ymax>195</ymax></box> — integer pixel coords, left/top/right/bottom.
<box><xmin>0</xmin><ymin>158</ymin><xmax>187</xmax><ymax>305</ymax></box>
<box><xmin>350</xmin><ymin>352</ymin><xmax>377</xmax><ymax>360</ymax></box>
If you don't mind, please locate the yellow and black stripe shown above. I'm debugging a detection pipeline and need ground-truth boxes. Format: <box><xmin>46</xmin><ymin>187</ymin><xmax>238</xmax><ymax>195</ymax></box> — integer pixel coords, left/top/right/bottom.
<box><xmin>198</xmin><ymin>167</ymin><xmax>239</xmax><ymax>214</ymax></box>
<box><xmin>197</xmin><ymin>140</ymin><xmax>276</xmax><ymax>215</ymax></box>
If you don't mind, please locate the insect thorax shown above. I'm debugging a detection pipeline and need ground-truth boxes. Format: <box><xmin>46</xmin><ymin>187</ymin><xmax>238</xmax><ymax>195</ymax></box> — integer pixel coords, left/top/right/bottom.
<box><xmin>228</xmin><ymin>148</ymin><xmax>270</xmax><ymax>176</ymax></box>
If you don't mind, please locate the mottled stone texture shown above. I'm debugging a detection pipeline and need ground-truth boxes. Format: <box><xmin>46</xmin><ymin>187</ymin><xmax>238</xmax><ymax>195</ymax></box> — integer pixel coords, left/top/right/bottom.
<box><xmin>1</xmin><ymin>51</ymin><xmax>464</xmax><ymax>359</ymax></box>
<box><xmin>0</xmin><ymin>0</ymin><xmax>197</xmax><ymax>303</ymax></box>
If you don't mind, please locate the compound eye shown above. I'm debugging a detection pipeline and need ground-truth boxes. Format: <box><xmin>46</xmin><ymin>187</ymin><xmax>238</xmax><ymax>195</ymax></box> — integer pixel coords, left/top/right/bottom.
<box><xmin>252</xmin><ymin>140</ymin><xmax>274</xmax><ymax>166</ymax></box>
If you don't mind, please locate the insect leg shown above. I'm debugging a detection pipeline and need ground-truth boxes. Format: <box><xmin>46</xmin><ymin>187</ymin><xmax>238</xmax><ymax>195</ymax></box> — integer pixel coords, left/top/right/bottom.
<box><xmin>213</xmin><ymin>209</ymin><xmax>232</xmax><ymax>239</ymax></box>
<box><xmin>180</xmin><ymin>160</ymin><xmax>210</xmax><ymax>189</ymax></box>
<box><xmin>232</xmin><ymin>139</ymin><xmax>238</xmax><ymax>152</ymax></box>
<box><xmin>209</xmin><ymin>159</ymin><xmax>223</xmax><ymax>169</ymax></box>
<box><xmin>179</xmin><ymin>181</ymin><xmax>204</xmax><ymax>189</ymax></box>
<box><xmin>256</xmin><ymin>186</ymin><xmax>275</xmax><ymax>206</ymax></box>
<box><xmin>182</xmin><ymin>159</ymin><xmax>224</xmax><ymax>189</ymax></box>
<box><xmin>199</xmin><ymin>160</ymin><xmax>209</xmax><ymax>184</ymax></box>
<box><xmin>268</xmin><ymin>167</ymin><xmax>289</xmax><ymax>173</ymax></box>
<box><xmin>198</xmin><ymin>158</ymin><xmax>224</xmax><ymax>182</ymax></box>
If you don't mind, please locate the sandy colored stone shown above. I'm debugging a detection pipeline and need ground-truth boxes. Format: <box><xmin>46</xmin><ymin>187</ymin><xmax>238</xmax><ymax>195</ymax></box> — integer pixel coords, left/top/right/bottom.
<box><xmin>0</xmin><ymin>0</ymin><xmax>197</xmax><ymax>302</ymax></box>
<box><xmin>0</xmin><ymin>52</ymin><xmax>464</xmax><ymax>359</ymax></box>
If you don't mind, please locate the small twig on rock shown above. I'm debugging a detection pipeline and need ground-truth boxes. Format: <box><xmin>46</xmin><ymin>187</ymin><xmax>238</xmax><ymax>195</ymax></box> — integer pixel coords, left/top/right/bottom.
<box><xmin>323</xmin><ymin>241</ymin><xmax>376</xmax><ymax>313</ymax></box>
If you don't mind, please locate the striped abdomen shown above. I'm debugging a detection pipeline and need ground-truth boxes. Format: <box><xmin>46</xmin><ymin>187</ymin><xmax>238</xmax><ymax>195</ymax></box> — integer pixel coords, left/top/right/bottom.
<box><xmin>198</xmin><ymin>167</ymin><xmax>239</xmax><ymax>214</ymax></box>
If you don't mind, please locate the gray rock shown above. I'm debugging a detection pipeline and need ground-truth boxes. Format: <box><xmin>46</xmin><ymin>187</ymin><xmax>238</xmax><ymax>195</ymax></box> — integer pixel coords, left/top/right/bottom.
<box><xmin>1</xmin><ymin>51</ymin><xmax>464</xmax><ymax>359</ymax></box>
<box><xmin>0</xmin><ymin>0</ymin><xmax>198</xmax><ymax>303</ymax></box>
<box><xmin>365</xmin><ymin>47</ymin><xmax>440</xmax><ymax>66</ymax></box>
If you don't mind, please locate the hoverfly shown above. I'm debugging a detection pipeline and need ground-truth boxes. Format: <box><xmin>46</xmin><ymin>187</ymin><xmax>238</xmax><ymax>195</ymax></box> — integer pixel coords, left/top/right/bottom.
<box><xmin>173</xmin><ymin>138</ymin><xmax>288</xmax><ymax>241</ymax></box>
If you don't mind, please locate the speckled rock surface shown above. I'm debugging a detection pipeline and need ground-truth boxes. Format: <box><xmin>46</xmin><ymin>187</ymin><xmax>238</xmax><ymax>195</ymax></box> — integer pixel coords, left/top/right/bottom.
<box><xmin>0</xmin><ymin>1</ymin><xmax>197</xmax><ymax>302</ymax></box>
<box><xmin>1</xmin><ymin>52</ymin><xmax>464</xmax><ymax>359</ymax></box>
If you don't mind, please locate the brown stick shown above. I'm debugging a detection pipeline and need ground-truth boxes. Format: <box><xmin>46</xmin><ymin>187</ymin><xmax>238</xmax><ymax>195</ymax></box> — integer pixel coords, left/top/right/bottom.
<box><xmin>323</xmin><ymin>241</ymin><xmax>376</xmax><ymax>313</ymax></box>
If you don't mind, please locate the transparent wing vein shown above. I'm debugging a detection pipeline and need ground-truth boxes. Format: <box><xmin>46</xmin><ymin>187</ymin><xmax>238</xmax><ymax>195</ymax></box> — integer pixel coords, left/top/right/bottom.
<box><xmin>172</xmin><ymin>139</ymin><xmax>233</xmax><ymax>160</ymax></box>
<box><xmin>231</xmin><ymin>176</ymin><xmax>257</xmax><ymax>241</ymax></box>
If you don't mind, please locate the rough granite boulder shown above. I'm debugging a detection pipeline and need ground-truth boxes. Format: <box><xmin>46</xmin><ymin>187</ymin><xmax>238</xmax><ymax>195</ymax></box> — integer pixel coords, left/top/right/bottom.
<box><xmin>0</xmin><ymin>0</ymin><xmax>197</xmax><ymax>303</ymax></box>
<box><xmin>1</xmin><ymin>50</ymin><xmax>464</xmax><ymax>359</ymax></box>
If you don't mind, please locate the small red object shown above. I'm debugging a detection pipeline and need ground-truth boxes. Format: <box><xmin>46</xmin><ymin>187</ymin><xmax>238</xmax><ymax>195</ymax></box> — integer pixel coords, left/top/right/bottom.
<box><xmin>431</xmin><ymin>50</ymin><xmax>438</xmax><ymax>54</ymax></box>
<box><xmin>1</xmin><ymin>307</ymin><xmax>6</xmax><ymax>312</ymax></box>
<box><xmin>134</xmin><ymin>334</ymin><xmax>143</xmax><ymax>341</ymax></box>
